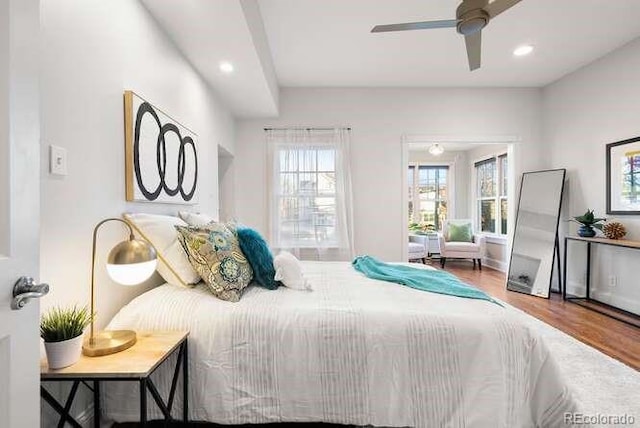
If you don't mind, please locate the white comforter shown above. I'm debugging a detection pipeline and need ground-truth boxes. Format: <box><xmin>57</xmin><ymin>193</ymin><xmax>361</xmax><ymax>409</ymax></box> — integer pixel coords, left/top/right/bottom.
<box><xmin>104</xmin><ymin>261</ymin><xmax>579</xmax><ymax>427</ymax></box>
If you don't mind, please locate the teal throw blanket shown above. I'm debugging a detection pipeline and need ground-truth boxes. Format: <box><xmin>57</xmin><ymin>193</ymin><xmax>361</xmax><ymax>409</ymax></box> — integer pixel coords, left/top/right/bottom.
<box><xmin>352</xmin><ymin>256</ymin><xmax>501</xmax><ymax>306</ymax></box>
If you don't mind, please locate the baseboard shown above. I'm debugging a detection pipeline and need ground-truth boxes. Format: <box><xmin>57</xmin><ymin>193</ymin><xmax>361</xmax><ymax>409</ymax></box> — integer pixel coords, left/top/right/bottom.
<box><xmin>483</xmin><ymin>257</ymin><xmax>507</xmax><ymax>272</ymax></box>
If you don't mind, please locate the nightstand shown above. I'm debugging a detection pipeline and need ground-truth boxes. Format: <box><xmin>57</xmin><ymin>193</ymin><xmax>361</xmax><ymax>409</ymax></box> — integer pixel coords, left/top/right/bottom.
<box><xmin>41</xmin><ymin>331</ymin><xmax>189</xmax><ymax>427</ymax></box>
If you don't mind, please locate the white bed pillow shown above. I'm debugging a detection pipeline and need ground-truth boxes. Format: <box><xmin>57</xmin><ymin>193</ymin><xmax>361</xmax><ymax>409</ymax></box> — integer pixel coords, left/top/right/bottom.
<box><xmin>273</xmin><ymin>251</ymin><xmax>312</xmax><ymax>291</ymax></box>
<box><xmin>178</xmin><ymin>211</ymin><xmax>217</xmax><ymax>227</ymax></box>
<box><xmin>124</xmin><ymin>213</ymin><xmax>200</xmax><ymax>287</ymax></box>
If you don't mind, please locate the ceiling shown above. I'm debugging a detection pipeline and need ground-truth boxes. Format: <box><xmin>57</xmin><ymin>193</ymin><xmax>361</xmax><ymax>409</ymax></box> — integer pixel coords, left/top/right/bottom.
<box><xmin>143</xmin><ymin>0</ymin><xmax>640</xmax><ymax>117</ymax></box>
<box><xmin>141</xmin><ymin>0</ymin><xmax>279</xmax><ymax>118</ymax></box>
<box><xmin>259</xmin><ymin>0</ymin><xmax>640</xmax><ymax>87</ymax></box>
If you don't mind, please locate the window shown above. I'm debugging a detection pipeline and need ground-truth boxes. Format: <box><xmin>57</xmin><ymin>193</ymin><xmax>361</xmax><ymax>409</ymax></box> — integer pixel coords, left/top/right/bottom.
<box><xmin>276</xmin><ymin>147</ymin><xmax>338</xmax><ymax>247</ymax></box>
<box><xmin>407</xmin><ymin>165</ymin><xmax>449</xmax><ymax>230</ymax></box>
<box><xmin>475</xmin><ymin>154</ymin><xmax>508</xmax><ymax>235</ymax></box>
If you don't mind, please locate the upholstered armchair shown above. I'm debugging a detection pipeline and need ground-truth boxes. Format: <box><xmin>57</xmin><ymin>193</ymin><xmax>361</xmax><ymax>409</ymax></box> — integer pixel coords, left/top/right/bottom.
<box><xmin>437</xmin><ymin>220</ymin><xmax>486</xmax><ymax>270</ymax></box>
<box><xmin>408</xmin><ymin>234</ymin><xmax>428</xmax><ymax>264</ymax></box>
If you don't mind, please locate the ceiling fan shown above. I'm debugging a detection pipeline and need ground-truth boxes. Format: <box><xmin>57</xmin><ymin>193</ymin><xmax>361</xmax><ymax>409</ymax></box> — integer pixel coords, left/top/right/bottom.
<box><xmin>371</xmin><ymin>0</ymin><xmax>523</xmax><ymax>71</ymax></box>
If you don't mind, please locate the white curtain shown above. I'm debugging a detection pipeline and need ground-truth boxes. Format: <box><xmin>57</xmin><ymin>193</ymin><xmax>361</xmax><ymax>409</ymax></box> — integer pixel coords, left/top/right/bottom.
<box><xmin>266</xmin><ymin>128</ymin><xmax>354</xmax><ymax>261</ymax></box>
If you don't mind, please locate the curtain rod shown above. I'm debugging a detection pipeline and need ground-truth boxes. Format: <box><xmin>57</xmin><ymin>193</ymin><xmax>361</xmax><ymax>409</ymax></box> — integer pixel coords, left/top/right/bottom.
<box><xmin>263</xmin><ymin>127</ymin><xmax>351</xmax><ymax>131</ymax></box>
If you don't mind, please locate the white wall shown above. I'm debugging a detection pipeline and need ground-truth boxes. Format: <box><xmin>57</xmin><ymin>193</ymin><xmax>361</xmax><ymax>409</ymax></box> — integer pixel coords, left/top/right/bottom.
<box><xmin>40</xmin><ymin>0</ymin><xmax>235</xmax><ymax>423</ymax></box>
<box><xmin>543</xmin><ymin>36</ymin><xmax>640</xmax><ymax>312</ymax></box>
<box><xmin>235</xmin><ymin>87</ymin><xmax>543</xmax><ymax>261</ymax></box>
<box><xmin>40</xmin><ymin>0</ymin><xmax>235</xmax><ymax>324</ymax></box>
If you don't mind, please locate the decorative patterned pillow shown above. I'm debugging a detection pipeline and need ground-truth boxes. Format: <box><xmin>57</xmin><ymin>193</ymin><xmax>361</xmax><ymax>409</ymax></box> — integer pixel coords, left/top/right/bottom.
<box><xmin>448</xmin><ymin>223</ymin><xmax>473</xmax><ymax>242</ymax></box>
<box><xmin>175</xmin><ymin>223</ymin><xmax>253</xmax><ymax>302</ymax></box>
<box><xmin>236</xmin><ymin>226</ymin><xmax>279</xmax><ymax>290</ymax></box>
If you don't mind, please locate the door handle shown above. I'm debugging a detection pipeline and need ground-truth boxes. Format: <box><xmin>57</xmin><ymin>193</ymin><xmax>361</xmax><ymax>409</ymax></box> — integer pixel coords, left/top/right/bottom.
<box><xmin>11</xmin><ymin>276</ymin><xmax>49</xmax><ymax>310</ymax></box>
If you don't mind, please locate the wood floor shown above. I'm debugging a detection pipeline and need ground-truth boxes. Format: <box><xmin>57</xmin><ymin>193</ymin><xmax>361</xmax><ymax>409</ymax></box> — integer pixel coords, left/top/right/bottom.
<box><xmin>439</xmin><ymin>259</ymin><xmax>640</xmax><ymax>370</ymax></box>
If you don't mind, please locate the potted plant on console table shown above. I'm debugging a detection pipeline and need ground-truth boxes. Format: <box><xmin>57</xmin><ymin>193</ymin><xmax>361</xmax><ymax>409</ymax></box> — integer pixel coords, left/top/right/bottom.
<box><xmin>41</xmin><ymin>306</ymin><xmax>93</xmax><ymax>369</ymax></box>
<box><xmin>570</xmin><ymin>209</ymin><xmax>606</xmax><ymax>238</ymax></box>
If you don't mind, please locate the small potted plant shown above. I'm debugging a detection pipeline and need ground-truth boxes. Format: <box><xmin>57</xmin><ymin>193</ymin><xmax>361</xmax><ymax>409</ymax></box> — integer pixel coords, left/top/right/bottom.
<box><xmin>570</xmin><ymin>209</ymin><xmax>606</xmax><ymax>238</ymax></box>
<box><xmin>41</xmin><ymin>306</ymin><xmax>92</xmax><ymax>369</ymax></box>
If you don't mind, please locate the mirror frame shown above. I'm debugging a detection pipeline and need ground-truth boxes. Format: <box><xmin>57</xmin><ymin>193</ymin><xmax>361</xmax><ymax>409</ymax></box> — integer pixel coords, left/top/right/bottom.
<box><xmin>506</xmin><ymin>168</ymin><xmax>566</xmax><ymax>298</ymax></box>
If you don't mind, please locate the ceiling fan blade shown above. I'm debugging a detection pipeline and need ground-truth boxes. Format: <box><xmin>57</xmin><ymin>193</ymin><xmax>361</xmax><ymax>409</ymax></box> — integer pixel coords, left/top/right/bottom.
<box><xmin>371</xmin><ymin>19</ymin><xmax>457</xmax><ymax>33</ymax></box>
<box><xmin>465</xmin><ymin>31</ymin><xmax>482</xmax><ymax>71</ymax></box>
<box><xmin>485</xmin><ymin>0</ymin><xmax>522</xmax><ymax>19</ymax></box>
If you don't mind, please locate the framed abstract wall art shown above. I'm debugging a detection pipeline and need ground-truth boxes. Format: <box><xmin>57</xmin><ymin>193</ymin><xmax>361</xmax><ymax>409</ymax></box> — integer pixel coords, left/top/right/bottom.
<box><xmin>124</xmin><ymin>90</ymin><xmax>198</xmax><ymax>204</ymax></box>
<box><xmin>607</xmin><ymin>136</ymin><xmax>640</xmax><ymax>215</ymax></box>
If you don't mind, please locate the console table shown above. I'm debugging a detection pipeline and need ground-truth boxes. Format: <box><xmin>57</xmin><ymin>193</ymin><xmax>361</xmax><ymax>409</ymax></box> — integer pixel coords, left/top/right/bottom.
<box><xmin>563</xmin><ymin>236</ymin><xmax>640</xmax><ymax>327</ymax></box>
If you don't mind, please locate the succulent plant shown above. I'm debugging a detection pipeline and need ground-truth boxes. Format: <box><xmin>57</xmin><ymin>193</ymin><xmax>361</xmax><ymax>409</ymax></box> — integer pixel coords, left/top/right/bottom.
<box><xmin>570</xmin><ymin>209</ymin><xmax>606</xmax><ymax>230</ymax></box>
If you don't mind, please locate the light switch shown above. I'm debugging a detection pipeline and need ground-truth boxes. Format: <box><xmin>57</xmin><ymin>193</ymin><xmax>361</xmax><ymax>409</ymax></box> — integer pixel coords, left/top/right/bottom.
<box><xmin>50</xmin><ymin>145</ymin><xmax>68</xmax><ymax>176</ymax></box>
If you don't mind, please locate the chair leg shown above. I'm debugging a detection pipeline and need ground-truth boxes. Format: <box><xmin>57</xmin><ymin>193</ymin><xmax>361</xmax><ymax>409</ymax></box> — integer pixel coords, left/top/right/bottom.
<box><xmin>473</xmin><ymin>259</ymin><xmax>476</xmax><ymax>269</ymax></box>
<box><xmin>478</xmin><ymin>259</ymin><xmax>482</xmax><ymax>270</ymax></box>
<box><xmin>440</xmin><ymin>257</ymin><xmax>446</xmax><ymax>268</ymax></box>
<box><xmin>422</xmin><ymin>258</ymin><xmax>427</xmax><ymax>264</ymax></box>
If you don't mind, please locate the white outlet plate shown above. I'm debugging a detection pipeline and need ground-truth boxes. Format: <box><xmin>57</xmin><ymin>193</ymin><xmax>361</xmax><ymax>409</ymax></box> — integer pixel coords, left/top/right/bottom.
<box><xmin>50</xmin><ymin>145</ymin><xmax>68</xmax><ymax>176</ymax></box>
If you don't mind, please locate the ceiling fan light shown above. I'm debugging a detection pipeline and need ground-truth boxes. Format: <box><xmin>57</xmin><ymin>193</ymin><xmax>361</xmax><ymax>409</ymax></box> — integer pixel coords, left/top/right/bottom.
<box><xmin>428</xmin><ymin>144</ymin><xmax>444</xmax><ymax>156</ymax></box>
<box><xmin>219</xmin><ymin>61</ymin><xmax>234</xmax><ymax>73</ymax></box>
<box><xmin>513</xmin><ymin>45</ymin><xmax>534</xmax><ymax>57</ymax></box>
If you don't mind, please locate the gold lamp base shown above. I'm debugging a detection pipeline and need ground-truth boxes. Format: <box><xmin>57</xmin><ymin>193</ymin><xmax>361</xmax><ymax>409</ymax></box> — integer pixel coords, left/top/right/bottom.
<box><xmin>82</xmin><ymin>330</ymin><xmax>137</xmax><ymax>357</ymax></box>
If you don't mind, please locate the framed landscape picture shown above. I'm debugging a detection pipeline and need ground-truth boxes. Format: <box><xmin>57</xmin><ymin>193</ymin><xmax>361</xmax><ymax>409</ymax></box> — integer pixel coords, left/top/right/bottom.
<box><xmin>124</xmin><ymin>90</ymin><xmax>198</xmax><ymax>204</ymax></box>
<box><xmin>607</xmin><ymin>136</ymin><xmax>640</xmax><ymax>214</ymax></box>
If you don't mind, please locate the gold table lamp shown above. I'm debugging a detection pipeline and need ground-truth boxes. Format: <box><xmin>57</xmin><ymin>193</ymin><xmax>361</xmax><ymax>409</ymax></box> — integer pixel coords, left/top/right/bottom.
<box><xmin>82</xmin><ymin>218</ymin><xmax>157</xmax><ymax>357</ymax></box>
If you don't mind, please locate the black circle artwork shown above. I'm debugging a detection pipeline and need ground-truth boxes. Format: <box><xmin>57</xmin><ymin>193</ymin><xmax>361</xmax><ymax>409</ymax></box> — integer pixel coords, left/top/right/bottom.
<box><xmin>133</xmin><ymin>102</ymin><xmax>198</xmax><ymax>202</ymax></box>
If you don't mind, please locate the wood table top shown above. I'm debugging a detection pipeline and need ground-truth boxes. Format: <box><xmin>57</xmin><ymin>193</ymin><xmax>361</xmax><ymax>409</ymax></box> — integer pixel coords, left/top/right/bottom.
<box><xmin>566</xmin><ymin>236</ymin><xmax>640</xmax><ymax>249</ymax></box>
<box><xmin>41</xmin><ymin>331</ymin><xmax>188</xmax><ymax>379</ymax></box>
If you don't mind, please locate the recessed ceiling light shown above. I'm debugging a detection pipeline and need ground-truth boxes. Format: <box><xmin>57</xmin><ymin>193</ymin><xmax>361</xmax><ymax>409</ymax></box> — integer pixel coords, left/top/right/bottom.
<box><xmin>219</xmin><ymin>61</ymin><xmax>234</xmax><ymax>73</ymax></box>
<box><xmin>513</xmin><ymin>45</ymin><xmax>534</xmax><ymax>57</ymax></box>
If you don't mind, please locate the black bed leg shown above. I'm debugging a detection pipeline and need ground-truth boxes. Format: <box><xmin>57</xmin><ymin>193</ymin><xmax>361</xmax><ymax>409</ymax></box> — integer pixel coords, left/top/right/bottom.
<box><xmin>440</xmin><ymin>257</ymin><xmax>446</xmax><ymax>268</ymax></box>
<box><xmin>473</xmin><ymin>259</ymin><xmax>476</xmax><ymax>269</ymax></box>
<box><xmin>478</xmin><ymin>259</ymin><xmax>482</xmax><ymax>271</ymax></box>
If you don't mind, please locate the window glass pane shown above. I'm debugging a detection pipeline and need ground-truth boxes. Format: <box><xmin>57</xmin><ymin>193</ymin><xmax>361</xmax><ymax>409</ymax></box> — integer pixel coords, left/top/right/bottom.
<box><xmin>298</xmin><ymin>149</ymin><xmax>316</xmax><ymax>172</ymax></box>
<box><xmin>298</xmin><ymin>173</ymin><xmax>316</xmax><ymax>194</ymax></box>
<box><xmin>500</xmin><ymin>156</ymin><xmax>508</xmax><ymax>196</ymax></box>
<box><xmin>279</xmin><ymin>149</ymin><xmax>298</xmax><ymax>172</ymax></box>
<box><xmin>279</xmin><ymin>173</ymin><xmax>297</xmax><ymax>195</ymax></box>
<box><xmin>418</xmin><ymin>167</ymin><xmax>429</xmax><ymax>186</ymax></box>
<box><xmin>436</xmin><ymin>201</ymin><xmax>447</xmax><ymax>230</ymax></box>
<box><xmin>479</xmin><ymin>199</ymin><xmax>496</xmax><ymax>233</ymax></box>
<box><xmin>317</xmin><ymin>149</ymin><xmax>335</xmax><ymax>171</ymax></box>
<box><xmin>317</xmin><ymin>172</ymin><xmax>335</xmax><ymax>194</ymax></box>
<box><xmin>279</xmin><ymin>197</ymin><xmax>299</xmax><ymax>221</ymax></box>
<box><xmin>419</xmin><ymin>199</ymin><xmax>436</xmax><ymax>225</ymax></box>
<box><xmin>478</xmin><ymin>160</ymin><xmax>496</xmax><ymax>198</ymax></box>
<box><xmin>408</xmin><ymin>166</ymin><xmax>414</xmax><ymax>200</ymax></box>
<box><xmin>500</xmin><ymin>198</ymin><xmax>508</xmax><ymax>235</ymax></box>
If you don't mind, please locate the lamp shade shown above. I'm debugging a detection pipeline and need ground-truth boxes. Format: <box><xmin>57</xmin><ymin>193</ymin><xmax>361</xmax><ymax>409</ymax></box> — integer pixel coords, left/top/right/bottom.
<box><xmin>106</xmin><ymin>239</ymin><xmax>157</xmax><ymax>286</ymax></box>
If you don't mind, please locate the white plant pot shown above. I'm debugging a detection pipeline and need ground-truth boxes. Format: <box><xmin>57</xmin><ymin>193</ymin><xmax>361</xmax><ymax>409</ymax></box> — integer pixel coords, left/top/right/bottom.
<box><xmin>44</xmin><ymin>335</ymin><xmax>83</xmax><ymax>369</ymax></box>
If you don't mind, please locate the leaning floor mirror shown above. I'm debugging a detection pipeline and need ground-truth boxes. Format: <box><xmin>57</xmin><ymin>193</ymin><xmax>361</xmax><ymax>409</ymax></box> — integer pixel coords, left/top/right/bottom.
<box><xmin>507</xmin><ymin>169</ymin><xmax>566</xmax><ymax>298</ymax></box>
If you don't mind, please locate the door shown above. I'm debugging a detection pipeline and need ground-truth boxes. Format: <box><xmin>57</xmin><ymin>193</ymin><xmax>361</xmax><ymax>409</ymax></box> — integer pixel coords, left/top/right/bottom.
<box><xmin>0</xmin><ymin>0</ymin><xmax>42</xmax><ymax>427</ymax></box>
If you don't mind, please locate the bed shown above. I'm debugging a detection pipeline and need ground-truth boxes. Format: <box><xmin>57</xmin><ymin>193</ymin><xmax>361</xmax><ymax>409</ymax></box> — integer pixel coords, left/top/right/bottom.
<box><xmin>103</xmin><ymin>261</ymin><xmax>579</xmax><ymax>427</ymax></box>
